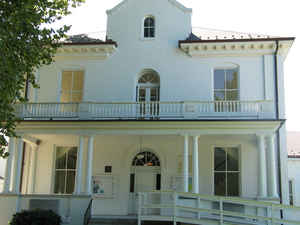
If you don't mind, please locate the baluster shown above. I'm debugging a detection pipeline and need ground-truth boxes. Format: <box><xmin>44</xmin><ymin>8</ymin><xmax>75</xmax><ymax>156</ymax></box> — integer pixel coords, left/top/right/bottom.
<box><xmin>197</xmin><ymin>196</ymin><xmax>201</xmax><ymax>220</ymax></box>
<box><xmin>220</xmin><ymin>199</ymin><xmax>224</xmax><ymax>225</ymax></box>
<box><xmin>138</xmin><ymin>192</ymin><xmax>142</xmax><ymax>225</ymax></box>
<box><xmin>173</xmin><ymin>192</ymin><xmax>177</xmax><ymax>225</ymax></box>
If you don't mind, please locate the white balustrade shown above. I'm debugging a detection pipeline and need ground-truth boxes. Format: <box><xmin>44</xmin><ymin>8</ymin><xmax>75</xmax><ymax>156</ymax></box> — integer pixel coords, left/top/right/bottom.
<box><xmin>15</xmin><ymin>100</ymin><xmax>274</xmax><ymax>120</ymax></box>
<box><xmin>137</xmin><ymin>191</ymin><xmax>300</xmax><ymax>225</ymax></box>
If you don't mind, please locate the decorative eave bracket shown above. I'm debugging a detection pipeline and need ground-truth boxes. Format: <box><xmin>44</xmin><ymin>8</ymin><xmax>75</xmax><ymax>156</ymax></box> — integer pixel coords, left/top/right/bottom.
<box><xmin>179</xmin><ymin>40</ymin><xmax>294</xmax><ymax>60</ymax></box>
<box><xmin>55</xmin><ymin>44</ymin><xmax>117</xmax><ymax>60</ymax></box>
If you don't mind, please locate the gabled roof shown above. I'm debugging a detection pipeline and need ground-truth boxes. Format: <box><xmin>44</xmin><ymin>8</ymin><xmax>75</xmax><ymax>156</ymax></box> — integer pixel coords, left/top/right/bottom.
<box><xmin>107</xmin><ymin>0</ymin><xmax>192</xmax><ymax>15</ymax></box>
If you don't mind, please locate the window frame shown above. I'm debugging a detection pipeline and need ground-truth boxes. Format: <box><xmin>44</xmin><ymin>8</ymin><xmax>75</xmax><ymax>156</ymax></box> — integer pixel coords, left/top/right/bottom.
<box><xmin>52</xmin><ymin>146</ymin><xmax>78</xmax><ymax>195</ymax></box>
<box><xmin>59</xmin><ymin>70</ymin><xmax>85</xmax><ymax>103</ymax></box>
<box><xmin>289</xmin><ymin>179</ymin><xmax>295</xmax><ymax>206</ymax></box>
<box><xmin>213</xmin><ymin>67</ymin><xmax>240</xmax><ymax>102</ymax></box>
<box><xmin>141</xmin><ymin>15</ymin><xmax>156</xmax><ymax>40</ymax></box>
<box><xmin>212</xmin><ymin>145</ymin><xmax>241</xmax><ymax>197</ymax></box>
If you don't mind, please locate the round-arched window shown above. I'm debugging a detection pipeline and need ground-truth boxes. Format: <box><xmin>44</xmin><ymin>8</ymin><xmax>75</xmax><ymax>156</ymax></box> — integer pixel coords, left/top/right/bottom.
<box><xmin>144</xmin><ymin>16</ymin><xmax>155</xmax><ymax>38</ymax></box>
<box><xmin>132</xmin><ymin>151</ymin><xmax>160</xmax><ymax>166</ymax></box>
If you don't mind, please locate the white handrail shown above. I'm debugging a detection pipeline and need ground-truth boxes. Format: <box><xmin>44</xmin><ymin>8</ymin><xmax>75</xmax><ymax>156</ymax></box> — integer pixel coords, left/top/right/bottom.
<box><xmin>15</xmin><ymin>100</ymin><xmax>274</xmax><ymax>120</ymax></box>
<box><xmin>138</xmin><ymin>191</ymin><xmax>300</xmax><ymax>225</ymax></box>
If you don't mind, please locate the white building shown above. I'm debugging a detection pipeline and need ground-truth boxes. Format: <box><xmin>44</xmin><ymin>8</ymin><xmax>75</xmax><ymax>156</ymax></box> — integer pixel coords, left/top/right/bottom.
<box><xmin>0</xmin><ymin>0</ymin><xmax>299</xmax><ymax>225</ymax></box>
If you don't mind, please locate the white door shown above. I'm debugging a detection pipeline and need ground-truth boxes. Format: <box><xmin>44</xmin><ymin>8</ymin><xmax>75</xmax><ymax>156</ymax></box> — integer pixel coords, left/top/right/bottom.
<box><xmin>128</xmin><ymin>167</ymin><xmax>160</xmax><ymax>215</ymax></box>
<box><xmin>137</xmin><ymin>86</ymin><xmax>160</xmax><ymax>117</ymax></box>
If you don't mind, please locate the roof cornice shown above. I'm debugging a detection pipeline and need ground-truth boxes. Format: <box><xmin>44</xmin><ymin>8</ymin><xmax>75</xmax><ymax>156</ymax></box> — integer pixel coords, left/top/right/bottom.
<box><xmin>178</xmin><ymin>38</ymin><xmax>295</xmax><ymax>59</ymax></box>
<box><xmin>107</xmin><ymin>0</ymin><xmax>192</xmax><ymax>15</ymax></box>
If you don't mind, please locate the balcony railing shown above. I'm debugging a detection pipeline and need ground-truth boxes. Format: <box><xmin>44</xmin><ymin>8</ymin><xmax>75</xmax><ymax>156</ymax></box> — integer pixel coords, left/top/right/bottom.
<box><xmin>14</xmin><ymin>100</ymin><xmax>275</xmax><ymax>120</ymax></box>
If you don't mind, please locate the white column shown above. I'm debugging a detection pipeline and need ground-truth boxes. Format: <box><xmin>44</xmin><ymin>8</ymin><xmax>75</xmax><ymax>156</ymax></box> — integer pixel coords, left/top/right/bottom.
<box><xmin>192</xmin><ymin>136</ymin><xmax>199</xmax><ymax>194</ymax></box>
<box><xmin>12</xmin><ymin>138</ymin><xmax>24</xmax><ymax>194</ymax></box>
<box><xmin>86</xmin><ymin>136</ymin><xmax>94</xmax><ymax>195</ymax></box>
<box><xmin>29</xmin><ymin>145</ymin><xmax>38</xmax><ymax>194</ymax></box>
<box><xmin>257</xmin><ymin>134</ymin><xmax>267</xmax><ymax>198</ymax></box>
<box><xmin>266</xmin><ymin>134</ymin><xmax>279</xmax><ymax>198</ymax></box>
<box><xmin>74</xmin><ymin>136</ymin><xmax>84</xmax><ymax>195</ymax></box>
<box><xmin>183</xmin><ymin>135</ymin><xmax>189</xmax><ymax>192</ymax></box>
<box><xmin>3</xmin><ymin>138</ymin><xmax>16</xmax><ymax>193</ymax></box>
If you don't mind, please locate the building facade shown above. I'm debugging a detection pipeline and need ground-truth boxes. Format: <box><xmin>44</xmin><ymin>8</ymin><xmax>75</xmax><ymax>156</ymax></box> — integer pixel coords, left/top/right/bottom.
<box><xmin>0</xmin><ymin>0</ymin><xmax>298</xmax><ymax>225</ymax></box>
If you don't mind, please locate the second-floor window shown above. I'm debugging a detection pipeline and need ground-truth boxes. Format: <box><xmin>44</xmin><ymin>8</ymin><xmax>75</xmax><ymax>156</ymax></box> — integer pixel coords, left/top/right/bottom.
<box><xmin>214</xmin><ymin>68</ymin><xmax>239</xmax><ymax>101</ymax></box>
<box><xmin>60</xmin><ymin>71</ymin><xmax>84</xmax><ymax>103</ymax></box>
<box><xmin>144</xmin><ymin>16</ymin><xmax>155</xmax><ymax>38</ymax></box>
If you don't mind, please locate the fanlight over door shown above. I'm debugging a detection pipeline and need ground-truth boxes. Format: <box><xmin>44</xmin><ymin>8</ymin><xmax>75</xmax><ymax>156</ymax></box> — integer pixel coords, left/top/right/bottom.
<box><xmin>137</xmin><ymin>69</ymin><xmax>160</xmax><ymax>117</ymax></box>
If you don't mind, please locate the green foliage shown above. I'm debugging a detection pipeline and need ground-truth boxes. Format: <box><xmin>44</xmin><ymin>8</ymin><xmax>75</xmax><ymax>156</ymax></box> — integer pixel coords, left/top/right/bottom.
<box><xmin>0</xmin><ymin>0</ymin><xmax>85</xmax><ymax>158</ymax></box>
<box><xmin>10</xmin><ymin>209</ymin><xmax>61</xmax><ymax>225</ymax></box>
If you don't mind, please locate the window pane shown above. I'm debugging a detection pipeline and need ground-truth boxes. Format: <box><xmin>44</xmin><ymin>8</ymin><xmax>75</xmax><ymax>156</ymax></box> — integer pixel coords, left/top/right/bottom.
<box><xmin>214</xmin><ymin>148</ymin><xmax>226</xmax><ymax>171</ymax></box>
<box><xmin>214</xmin><ymin>70</ymin><xmax>225</xmax><ymax>89</ymax></box>
<box><xmin>214</xmin><ymin>91</ymin><xmax>225</xmax><ymax>101</ymax></box>
<box><xmin>54</xmin><ymin>171</ymin><xmax>66</xmax><ymax>194</ymax></box>
<box><xmin>60</xmin><ymin>91</ymin><xmax>71</xmax><ymax>103</ymax></box>
<box><xmin>227</xmin><ymin>148</ymin><xmax>239</xmax><ymax>171</ymax></box>
<box><xmin>227</xmin><ymin>173</ymin><xmax>239</xmax><ymax>196</ymax></box>
<box><xmin>144</xmin><ymin>28</ymin><xmax>148</xmax><ymax>37</ymax></box>
<box><xmin>149</xmin><ymin>18</ymin><xmax>154</xmax><ymax>27</ymax></box>
<box><xmin>66</xmin><ymin>171</ymin><xmax>76</xmax><ymax>194</ymax></box>
<box><xmin>226</xmin><ymin>69</ymin><xmax>238</xmax><ymax>89</ymax></box>
<box><xmin>71</xmin><ymin>92</ymin><xmax>83</xmax><ymax>102</ymax></box>
<box><xmin>62</xmin><ymin>71</ymin><xmax>72</xmax><ymax>91</ymax></box>
<box><xmin>73</xmin><ymin>71</ymin><xmax>84</xmax><ymax>90</ymax></box>
<box><xmin>214</xmin><ymin>172</ymin><xmax>226</xmax><ymax>196</ymax></box>
<box><xmin>226</xmin><ymin>90</ymin><xmax>239</xmax><ymax>101</ymax></box>
<box><xmin>150</xmin><ymin>28</ymin><xmax>155</xmax><ymax>37</ymax></box>
<box><xmin>144</xmin><ymin>18</ymin><xmax>149</xmax><ymax>26</ymax></box>
<box><xmin>56</xmin><ymin>148</ymin><xmax>67</xmax><ymax>169</ymax></box>
<box><xmin>67</xmin><ymin>147</ymin><xmax>77</xmax><ymax>169</ymax></box>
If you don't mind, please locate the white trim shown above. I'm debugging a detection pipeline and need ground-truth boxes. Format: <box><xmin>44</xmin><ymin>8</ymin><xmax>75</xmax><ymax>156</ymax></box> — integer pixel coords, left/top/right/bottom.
<box><xmin>107</xmin><ymin>0</ymin><xmax>192</xmax><ymax>15</ymax></box>
<box><xmin>211</xmin><ymin>144</ymin><xmax>241</xmax><ymax>197</ymax></box>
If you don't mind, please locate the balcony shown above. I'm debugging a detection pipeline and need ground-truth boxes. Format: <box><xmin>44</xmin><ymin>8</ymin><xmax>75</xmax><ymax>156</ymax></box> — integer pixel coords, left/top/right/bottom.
<box><xmin>14</xmin><ymin>100</ymin><xmax>275</xmax><ymax>121</ymax></box>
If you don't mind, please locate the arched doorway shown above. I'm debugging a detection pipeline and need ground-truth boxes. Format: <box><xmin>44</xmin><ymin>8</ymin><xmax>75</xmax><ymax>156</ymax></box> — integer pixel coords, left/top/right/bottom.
<box><xmin>128</xmin><ymin>150</ymin><xmax>161</xmax><ymax>214</ymax></box>
<box><xmin>137</xmin><ymin>69</ymin><xmax>160</xmax><ymax>117</ymax></box>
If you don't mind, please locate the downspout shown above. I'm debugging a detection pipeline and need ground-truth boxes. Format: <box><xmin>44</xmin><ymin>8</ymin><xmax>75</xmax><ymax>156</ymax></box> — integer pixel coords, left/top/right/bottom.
<box><xmin>19</xmin><ymin>74</ymin><xmax>29</xmax><ymax>193</ymax></box>
<box><xmin>273</xmin><ymin>40</ymin><xmax>284</xmax><ymax>221</ymax></box>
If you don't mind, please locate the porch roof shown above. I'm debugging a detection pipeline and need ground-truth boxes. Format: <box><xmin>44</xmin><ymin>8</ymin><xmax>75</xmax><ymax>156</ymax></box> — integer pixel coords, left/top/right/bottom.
<box><xmin>15</xmin><ymin>119</ymin><xmax>284</xmax><ymax>136</ymax></box>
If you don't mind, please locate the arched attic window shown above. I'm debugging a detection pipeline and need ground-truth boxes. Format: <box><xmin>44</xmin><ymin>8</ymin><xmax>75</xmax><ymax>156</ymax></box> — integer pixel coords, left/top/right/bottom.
<box><xmin>144</xmin><ymin>16</ymin><xmax>155</xmax><ymax>38</ymax></box>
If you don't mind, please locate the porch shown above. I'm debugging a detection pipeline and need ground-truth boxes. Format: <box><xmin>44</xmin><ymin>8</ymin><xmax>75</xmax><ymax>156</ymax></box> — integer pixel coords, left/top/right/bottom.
<box><xmin>14</xmin><ymin>100</ymin><xmax>275</xmax><ymax>120</ymax></box>
<box><xmin>0</xmin><ymin>121</ymin><xmax>294</xmax><ymax>225</ymax></box>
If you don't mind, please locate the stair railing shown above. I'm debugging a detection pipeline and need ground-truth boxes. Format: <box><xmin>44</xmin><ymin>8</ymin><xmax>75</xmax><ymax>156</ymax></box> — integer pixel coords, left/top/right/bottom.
<box><xmin>83</xmin><ymin>199</ymin><xmax>93</xmax><ymax>225</ymax></box>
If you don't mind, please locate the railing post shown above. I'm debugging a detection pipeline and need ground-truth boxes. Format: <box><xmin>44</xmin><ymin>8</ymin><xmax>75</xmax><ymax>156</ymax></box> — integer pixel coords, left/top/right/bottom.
<box><xmin>220</xmin><ymin>199</ymin><xmax>224</xmax><ymax>225</ymax></box>
<box><xmin>197</xmin><ymin>196</ymin><xmax>201</xmax><ymax>220</ymax></box>
<box><xmin>138</xmin><ymin>192</ymin><xmax>142</xmax><ymax>225</ymax></box>
<box><xmin>173</xmin><ymin>192</ymin><xmax>177</xmax><ymax>225</ymax></box>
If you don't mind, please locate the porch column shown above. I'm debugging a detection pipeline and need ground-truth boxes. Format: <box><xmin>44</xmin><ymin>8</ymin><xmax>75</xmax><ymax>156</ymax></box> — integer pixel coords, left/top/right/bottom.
<box><xmin>192</xmin><ymin>136</ymin><xmax>199</xmax><ymax>194</ymax></box>
<box><xmin>3</xmin><ymin>138</ymin><xmax>16</xmax><ymax>193</ymax></box>
<box><xmin>266</xmin><ymin>134</ymin><xmax>279</xmax><ymax>198</ymax></box>
<box><xmin>28</xmin><ymin>145</ymin><xmax>38</xmax><ymax>194</ymax></box>
<box><xmin>74</xmin><ymin>136</ymin><xmax>85</xmax><ymax>195</ymax></box>
<box><xmin>257</xmin><ymin>134</ymin><xmax>267</xmax><ymax>198</ymax></box>
<box><xmin>86</xmin><ymin>136</ymin><xmax>94</xmax><ymax>195</ymax></box>
<box><xmin>183</xmin><ymin>135</ymin><xmax>189</xmax><ymax>192</ymax></box>
<box><xmin>12</xmin><ymin>137</ymin><xmax>24</xmax><ymax>194</ymax></box>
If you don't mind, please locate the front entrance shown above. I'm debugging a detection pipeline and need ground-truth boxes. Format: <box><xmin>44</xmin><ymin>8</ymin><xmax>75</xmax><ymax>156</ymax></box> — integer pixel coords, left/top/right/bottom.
<box><xmin>128</xmin><ymin>151</ymin><xmax>161</xmax><ymax>215</ymax></box>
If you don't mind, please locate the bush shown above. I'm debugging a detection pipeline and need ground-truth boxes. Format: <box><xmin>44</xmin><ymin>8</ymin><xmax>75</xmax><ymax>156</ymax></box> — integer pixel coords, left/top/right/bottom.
<box><xmin>10</xmin><ymin>209</ymin><xmax>61</xmax><ymax>225</ymax></box>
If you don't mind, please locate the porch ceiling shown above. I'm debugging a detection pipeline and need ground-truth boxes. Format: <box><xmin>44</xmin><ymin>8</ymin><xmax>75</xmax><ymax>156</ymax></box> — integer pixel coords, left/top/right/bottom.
<box><xmin>15</xmin><ymin>120</ymin><xmax>283</xmax><ymax>136</ymax></box>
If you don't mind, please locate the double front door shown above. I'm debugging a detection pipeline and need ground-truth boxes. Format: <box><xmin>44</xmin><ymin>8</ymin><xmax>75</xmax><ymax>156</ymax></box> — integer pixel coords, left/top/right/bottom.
<box><xmin>137</xmin><ymin>86</ymin><xmax>159</xmax><ymax>117</ymax></box>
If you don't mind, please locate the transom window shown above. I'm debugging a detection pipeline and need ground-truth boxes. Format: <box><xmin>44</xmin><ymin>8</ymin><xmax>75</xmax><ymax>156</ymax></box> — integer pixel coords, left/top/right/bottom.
<box><xmin>144</xmin><ymin>16</ymin><xmax>155</xmax><ymax>38</ymax></box>
<box><xmin>214</xmin><ymin>68</ymin><xmax>239</xmax><ymax>101</ymax></box>
<box><xmin>60</xmin><ymin>71</ymin><xmax>84</xmax><ymax>102</ymax></box>
<box><xmin>214</xmin><ymin>147</ymin><xmax>240</xmax><ymax>196</ymax></box>
<box><xmin>132</xmin><ymin>151</ymin><xmax>160</xmax><ymax>166</ymax></box>
<box><xmin>54</xmin><ymin>147</ymin><xmax>77</xmax><ymax>194</ymax></box>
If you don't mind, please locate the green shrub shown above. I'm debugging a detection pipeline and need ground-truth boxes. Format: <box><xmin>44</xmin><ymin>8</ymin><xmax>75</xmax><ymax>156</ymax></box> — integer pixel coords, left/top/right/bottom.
<box><xmin>10</xmin><ymin>209</ymin><xmax>61</xmax><ymax>225</ymax></box>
